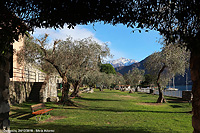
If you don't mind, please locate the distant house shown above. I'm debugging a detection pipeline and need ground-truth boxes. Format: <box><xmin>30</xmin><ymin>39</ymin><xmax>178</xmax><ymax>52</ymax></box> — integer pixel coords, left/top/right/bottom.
<box><xmin>115</xmin><ymin>85</ymin><xmax>131</xmax><ymax>90</ymax></box>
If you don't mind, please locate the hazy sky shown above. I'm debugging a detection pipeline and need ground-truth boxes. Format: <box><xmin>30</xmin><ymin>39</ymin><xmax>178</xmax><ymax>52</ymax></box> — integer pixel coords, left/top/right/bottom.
<box><xmin>33</xmin><ymin>22</ymin><xmax>163</xmax><ymax>62</ymax></box>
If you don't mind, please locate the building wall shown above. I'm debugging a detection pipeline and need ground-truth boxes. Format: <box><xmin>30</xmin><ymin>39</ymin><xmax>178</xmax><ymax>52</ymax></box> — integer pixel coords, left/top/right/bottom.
<box><xmin>9</xmin><ymin>75</ymin><xmax>61</xmax><ymax>105</ymax></box>
<box><xmin>10</xmin><ymin>35</ymin><xmax>25</xmax><ymax>82</ymax></box>
<box><xmin>9</xmin><ymin>81</ymin><xmax>34</xmax><ymax>104</ymax></box>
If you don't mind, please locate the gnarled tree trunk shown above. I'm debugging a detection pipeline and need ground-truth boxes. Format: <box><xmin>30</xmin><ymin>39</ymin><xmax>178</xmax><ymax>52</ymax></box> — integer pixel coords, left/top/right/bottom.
<box><xmin>190</xmin><ymin>52</ymin><xmax>200</xmax><ymax>132</ymax></box>
<box><xmin>61</xmin><ymin>77</ymin><xmax>74</xmax><ymax>106</ymax></box>
<box><xmin>157</xmin><ymin>85</ymin><xmax>166</xmax><ymax>103</ymax></box>
<box><xmin>99</xmin><ymin>86</ymin><xmax>103</xmax><ymax>91</ymax></box>
<box><xmin>156</xmin><ymin>65</ymin><xmax>166</xmax><ymax>103</ymax></box>
<box><xmin>70</xmin><ymin>78</ymin><xmax>82</xmax><ymax>98</ymax></box>
<box><xmin>70</xmin><ymin>83</ymin><xmax>79</xmax><ymax>97</ymax></box>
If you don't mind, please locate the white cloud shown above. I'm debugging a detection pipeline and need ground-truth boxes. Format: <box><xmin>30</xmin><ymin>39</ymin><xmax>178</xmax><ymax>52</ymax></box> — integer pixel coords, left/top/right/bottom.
<box><xmin>105</xmin><ymin>49</ymin><xmax>126</xmax><ymax>61</ymax></box>
<box><xmin>32</xmin><ymin>25</ymin><xmax>104</xmax><ymax>44</ymax></box>
<box><xmin>32</xmin><ymin>25</ymin><xmax>121</xmax><ymax>61</ymax></box>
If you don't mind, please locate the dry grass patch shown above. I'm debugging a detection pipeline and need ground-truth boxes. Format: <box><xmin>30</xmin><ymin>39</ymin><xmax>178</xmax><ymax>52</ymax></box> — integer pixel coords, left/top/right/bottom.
<box><xmin>119</xmin><ymin>95</ymin><xmax>137</xmax><ymax>99</ymax></box>
<box><xmin>137</xmin><ymin>103</ymin><xmax>164</xmax><ymax>106</ymax></box>
<box><xmin>39</xmin><ymin>116</ymin><xmax>66</xmax><ymax>123</ymax></box>
<box><xmin>113</xmin><ymin>94</ymin><xmax>138</xmax><ymax>100</ymax></box>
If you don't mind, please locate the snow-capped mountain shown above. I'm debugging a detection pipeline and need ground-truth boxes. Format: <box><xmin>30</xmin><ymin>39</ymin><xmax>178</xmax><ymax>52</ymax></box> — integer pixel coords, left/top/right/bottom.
<box><xmin>106</xmin><ymin>57</ymin><xmax>138</xmax><ymax>68</ymax></box>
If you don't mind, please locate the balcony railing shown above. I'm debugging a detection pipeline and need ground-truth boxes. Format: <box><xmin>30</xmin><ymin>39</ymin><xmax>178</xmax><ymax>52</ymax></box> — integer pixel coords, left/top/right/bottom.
<box><xmin>11</xmin><ymin>67</ymin><xmax>46</xmax><ymax>82</ymax></box>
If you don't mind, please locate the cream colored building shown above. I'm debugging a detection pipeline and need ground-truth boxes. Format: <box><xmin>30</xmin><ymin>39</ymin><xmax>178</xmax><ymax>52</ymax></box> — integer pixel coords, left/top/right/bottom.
<box><xmin>10</xmin><ymin>35</ymin><xmax>46</xmax><ymax>82</ymax></box>
<box><xmin>10</xmin><ymin>35</ymin><xmax>26</xmax><ymax>82</ymax></box>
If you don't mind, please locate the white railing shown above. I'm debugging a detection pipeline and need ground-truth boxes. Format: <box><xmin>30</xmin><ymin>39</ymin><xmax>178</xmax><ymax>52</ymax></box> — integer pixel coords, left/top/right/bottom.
<box><xmin>11</xmin><ymin>67</ymin><xmax>46</xmax><ymax>82</ymax></box>
<box><xmin>138</xmin><ymin>88</ymin><xmax>182</xmax><ymax>98</ymax></box>
<box><xmin>154</xmin><ymin>90</ymin><xmax>182</xmax><ymax>98</ymax></box>
<box><xmin>140</xmin><ymin>88</ymin><xmax>151</xmax><ymax>93</ymax></box>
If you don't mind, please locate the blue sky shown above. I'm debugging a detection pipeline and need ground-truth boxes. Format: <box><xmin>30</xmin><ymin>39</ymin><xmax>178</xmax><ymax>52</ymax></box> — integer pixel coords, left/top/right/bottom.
<box><xmin>33</xmin><ymin>22</ymin><xmax>163</xmax><ymax>62</ymax></box>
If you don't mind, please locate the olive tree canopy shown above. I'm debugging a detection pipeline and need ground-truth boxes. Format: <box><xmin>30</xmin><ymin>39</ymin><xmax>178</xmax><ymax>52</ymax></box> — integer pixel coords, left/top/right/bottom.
<box><xmin>145</xmin><ymin>43</ymin><xmax>190</xmax><ymax>103</ymax></box>
<box><xmin>124</xmin><ymin>68</ymin><xmax>144</xmax><ymax>87</ymax></box>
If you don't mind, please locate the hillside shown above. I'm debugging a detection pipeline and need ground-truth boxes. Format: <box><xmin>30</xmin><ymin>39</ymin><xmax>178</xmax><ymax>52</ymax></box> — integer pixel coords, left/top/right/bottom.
<box><xmin>115</xmin><ymin>56</ymin><xmax>192</xmax><ymax>86</ymax></box>
<box><xmin>115</xmin><ymin>57</ymin><xmax>147</xmax><ymax>74</ymax></box>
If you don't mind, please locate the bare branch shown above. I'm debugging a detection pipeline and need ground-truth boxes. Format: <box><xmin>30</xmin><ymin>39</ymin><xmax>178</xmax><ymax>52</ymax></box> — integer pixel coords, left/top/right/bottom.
<box><xmin>52</xmin><ymin>40</ymin><xmax>61</xmax><ymax>55</ymax></box>
<box><xmin>36</xmin><ymin>34</ymin><xmax>49</xmax><ymax>57</ymax></box>
<box><xmin>44</xmin><ymin>58</ymin><xmax>63</xmax><ymax>77</ymax></box>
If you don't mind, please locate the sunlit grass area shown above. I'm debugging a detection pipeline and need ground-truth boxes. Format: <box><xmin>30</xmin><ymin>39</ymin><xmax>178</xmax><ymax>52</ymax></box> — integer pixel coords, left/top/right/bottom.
<box><xmin>10</xmin><ymin>89</ymin><xmax>192</xmax><ymax>133</ymax></box>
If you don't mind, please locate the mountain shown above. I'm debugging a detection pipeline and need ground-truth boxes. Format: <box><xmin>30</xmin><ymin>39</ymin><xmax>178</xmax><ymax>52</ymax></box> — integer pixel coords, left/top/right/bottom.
<box><xmin>115</xmin><ymin>57</ymin><xmax>149</xmax><ymax>74</ymax></box>
<box><xmin>106</xmin><ymin>57</ymin><xmax>138</xmax><ymax>68</ymax></box>
<box><xmin>115</xmin><ymin>56</ymin><xmax>192</xmax><ymax>86</ymax></box>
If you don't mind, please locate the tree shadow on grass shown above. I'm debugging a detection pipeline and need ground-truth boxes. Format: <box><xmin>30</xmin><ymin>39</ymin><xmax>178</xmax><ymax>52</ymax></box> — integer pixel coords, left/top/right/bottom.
<box><xmin>78</xmin><ymin>97</ymin><xmax>121</xmax><ymax>102</ymax></box>
<box><xmin>10</xmin><ymin>108</ymin><xmax>35</xmax><ymax>120</ymax></box>
<box><xmin>83</xmin><ymin>107</ymin><xmax>192</xmax><ymax>114</ymax></box>
<box><xmin>170</xmin><ymin>105</ymin><xmax>183</xmax><ymax>108</ymax></box>
<box><xmin>17</xmin><ymin>114</ymin><xmax>35</xmax><ymax>120</ymax></box>
<box><xmin>166</xmin><ymin>98</ymin><xmax>189</xmax><ymax>103</ymax></box>
<box><xmin>10</xmin><ymin>112</ymin><xmax>26</xmax><ymax>118</ymax></box>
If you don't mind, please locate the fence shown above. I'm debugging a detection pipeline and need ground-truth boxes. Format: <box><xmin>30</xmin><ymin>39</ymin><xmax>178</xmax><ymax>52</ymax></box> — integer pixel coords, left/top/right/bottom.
<box><xmin>140</xmin><ymin>88</ymin><xmax>151</xmax><ymax>93</ymax></box>
<box><xmin>154</xmin><ymin>90</ymin><xmax>182</xmax><ymax>98</ymax></box>
<box><xmin>11</xmin><ymin>67</ymin><xmax>46</xmax><ymax>82</ymax></box>
<box><xmin>139</xmin><ymin>88</ymin><xmax>183</xmax><ymax>98</ymax></box>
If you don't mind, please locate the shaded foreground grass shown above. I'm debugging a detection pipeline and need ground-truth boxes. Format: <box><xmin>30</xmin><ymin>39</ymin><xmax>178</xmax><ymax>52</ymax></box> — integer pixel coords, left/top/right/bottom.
<box><xmin>10</xmin><ymin>90</ymin><xmax>192</xmax><ymax>133</ymax></box>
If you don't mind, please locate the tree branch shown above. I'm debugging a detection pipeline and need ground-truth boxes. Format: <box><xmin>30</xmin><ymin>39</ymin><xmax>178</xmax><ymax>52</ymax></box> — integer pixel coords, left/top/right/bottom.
<box><xmin>36</xmin><ymin>34</ymin><xmax>49</xmax><ymax>57</ymax></box>
<box><xmin>52</xmin><ymin>40</ymin><xmax>60</xmax><ymax>55</ymax></box>
<box><xmin>45</xmin><ymin>58</ymin><xmax>63</xmax><ymax>77</ymax></box>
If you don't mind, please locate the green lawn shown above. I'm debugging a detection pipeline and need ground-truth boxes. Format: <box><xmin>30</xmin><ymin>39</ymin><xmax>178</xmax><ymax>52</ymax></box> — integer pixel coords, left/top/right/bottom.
<box><xmin>10</xmin><ymin>89</ymin><xmax>192</xmax><ymax>133</ymax></box>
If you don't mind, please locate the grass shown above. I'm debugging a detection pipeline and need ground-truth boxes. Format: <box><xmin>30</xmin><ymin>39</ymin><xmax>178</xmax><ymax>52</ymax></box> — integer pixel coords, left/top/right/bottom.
<box><xmin>9</xmin><ymin>89</ymin><xmax>192</xmax><ymax>133</ymax></box>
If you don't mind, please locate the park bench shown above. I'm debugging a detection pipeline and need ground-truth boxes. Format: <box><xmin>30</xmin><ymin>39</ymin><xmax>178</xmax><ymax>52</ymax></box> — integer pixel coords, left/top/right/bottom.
<box><xmin>31</xmin><ymin>103</ymin><xmax>53</xmax><ymax>121</ymax></box>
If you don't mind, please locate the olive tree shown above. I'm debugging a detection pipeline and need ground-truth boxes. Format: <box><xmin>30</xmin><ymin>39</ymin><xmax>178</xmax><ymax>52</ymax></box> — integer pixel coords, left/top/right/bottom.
<box><xmin>67</xmin><ymin>45</ymin><xmax>110</xmax><ymax>97</ymax></box>
<box><xmin>103</xmin><ymin>74</ymin><xmax>116</xmax><ymax>90</ymax></box>
<box><xmin>112</xmin><ymin>73</ymin><xmax>126</xmax><ymax>89</ymax></box>
<box><xmin>82</xmin><ymin>71</ymin><xmax>103</xmax><ymax>91</ymax></box>
<box><xmin>124</xmin><ymin>68</ymin><xmax>145</xmax><ymax>88</ymax></box>
<box><xmin>83</xmin><ymin>71</ymin><xmax>122</xmax><ymax>91</ymax></box>
<box><xmin>145</xmin><ymin>44</ymin><xmax>190</xmax><ymax>103</ymax></box>
<box><xmin>19</xmin><ymin>34</ymin><xmax>110</xmax><ymax>105</ymax></box>
<box><xmin>141</xmin><ymin>74</ymin><xmax>157</xmax><ymax>87</ymax></box>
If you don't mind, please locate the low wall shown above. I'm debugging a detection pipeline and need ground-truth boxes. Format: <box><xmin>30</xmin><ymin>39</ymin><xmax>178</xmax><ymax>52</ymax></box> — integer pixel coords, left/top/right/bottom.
<box><xmin>9</xmin><ymin>76</ymin><xmax>59</xmax><ymax>105</ymax></box>
<box><xmin>9</xmin><ymin>81</ymin><xmax>34</xmax><ymax>105</ymax></box>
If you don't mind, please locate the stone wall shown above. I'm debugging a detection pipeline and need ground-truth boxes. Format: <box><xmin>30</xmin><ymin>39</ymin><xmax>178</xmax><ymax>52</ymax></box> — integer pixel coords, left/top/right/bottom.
<box><xmin>9</xmin><ymin>75</ymin><xmax>60</xmax><ymax>104</ymax></box>
<box><xmin>9</xmin><ymin>81</ymin><xmax>34</xmax><ymax>105</ymax></box>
